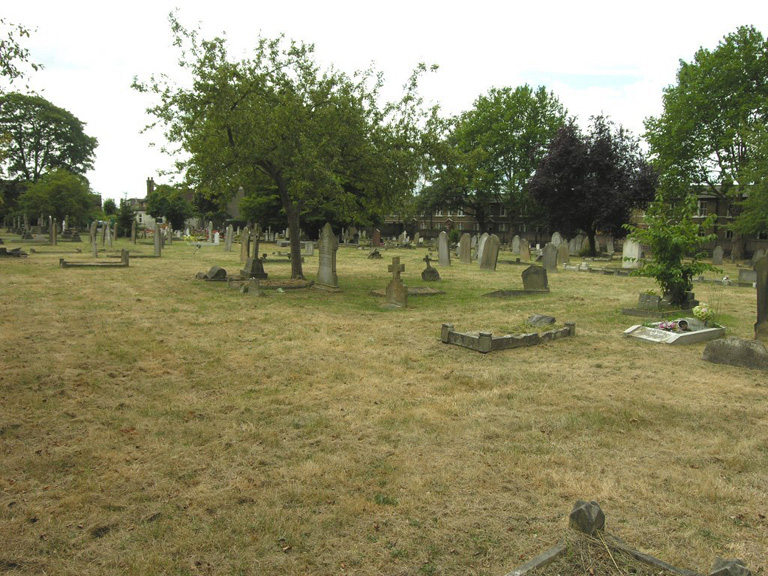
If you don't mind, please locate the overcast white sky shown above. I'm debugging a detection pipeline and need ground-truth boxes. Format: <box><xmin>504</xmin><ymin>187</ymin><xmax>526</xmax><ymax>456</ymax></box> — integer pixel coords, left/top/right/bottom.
<box><xmin>3</xmin><ymin>1</ymin><xmax>767</xmax><ymax>202</ymax></box>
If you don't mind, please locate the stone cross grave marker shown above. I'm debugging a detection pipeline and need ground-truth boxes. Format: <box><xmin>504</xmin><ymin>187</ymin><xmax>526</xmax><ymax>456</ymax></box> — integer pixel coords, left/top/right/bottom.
<box><xmin>422</xmin><ymin>254</ymin><xmax>440</xmax><ymax>281</ymax></box>
<box><xmin>459</xmin><ymin>233</ymin><xmax>471</xmax><ymax>264</ymax></box>
<box><xmin>438</xmin><ymin>231</ymin><xmax>451</xmax><ymax>266</ymax></box>
<box><xmin>386</xmin><ymin>256</ymin><xmax>408</xmax><ymax>307</ymax></box>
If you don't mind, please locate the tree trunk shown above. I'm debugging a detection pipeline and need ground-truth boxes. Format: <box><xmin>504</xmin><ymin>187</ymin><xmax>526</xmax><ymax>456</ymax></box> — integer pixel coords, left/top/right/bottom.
<box><xmin>587</xmin><ymin>229</ymin><xmax>597</xmax><ymax>257</ymax></box>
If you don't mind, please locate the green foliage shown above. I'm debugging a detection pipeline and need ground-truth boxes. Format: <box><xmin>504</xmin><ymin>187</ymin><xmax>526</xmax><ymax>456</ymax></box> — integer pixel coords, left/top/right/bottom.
<box><xmin>449</xmin><ymin>228</ymin><xmax>461</xmax><ymax>243</ymax></box>
<box><xmin>530</xmin><ymin>116</ymin><xmax>656</xmax><ymax>256</ymax></box>
<box><xmin>18</xmin><ymin>169</ymin><xmax>93</xmax><ymax>226</ymax></box>
<box><xmin>626</xmin><ymin>193</ymin><xmax>719</xmax><ymax>306</ymax></box>
<box><xmin>420</xmin><ymin>85</ymin><xmax>567</xmax><ymax>230</ymax></box>
<box><xmin>116</xmin><ymin>199</ymin><xmax>135</xmax><ymax>237</ymax></box>
<box><xmin>732</xmin><ymin>122</ymin><xmax>768</xmax><ymax>235</ymax></box>
<box><xmin>135</xmin><ymin>15</ymin><xmax>437</xmax><ymax>278</ymax></box>
<box><xmin>0</xmin><ymin>18</ymin><xmax>41</xmax><ymax>92</ymax></box>
<box><xmin>146</xmin><ymin>184</ymin><xmax>192</xmax><ymax>230</ymax></box>
<box><xmin>645</xmin><ymin>25</ymin><xmax>768</xmax><ymax>241</ymax></box>
<box><xmin>103</xmin><ymin>198</ymin><xmax>117</xmax><ymax>215</ymax></box>
<box><xmin>0</xmin><ymin>92</ymin><xmax>97</xmax><ymax>181</ymax></box>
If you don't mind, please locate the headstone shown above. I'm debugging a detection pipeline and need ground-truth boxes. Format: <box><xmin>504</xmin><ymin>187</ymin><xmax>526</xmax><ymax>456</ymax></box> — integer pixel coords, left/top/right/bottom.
<box><xmin>241</xmin><ymin>257</ymin><xmax>267</xmax><ymax>279</ymax></box>
<box><xmin>153</xmin><ymin>223</ymin><xmax>161</xmax><ymax>257</ymax></box>
<box><xmin>751</xmin><ymin>248</ymin><xmax>765</xmax><ymax>266</ymax></box>
<box><xmin>622</xmin><ymin>238</ymin><xmax>641</xmax><ymax>268</ymax></box>
<box><xmin>703</xmin><ymin>337</ymin><xmax>768</xmax><ymax>371</ymax></box>
<box><xmin>557</xmin><ymin>243</ymin><xmax>570</xmax><ymax>266</ymax></box>
<box><xmin>90</xmin><ymin>221</ymin><xmax>98</xmax><ymax>257</ymax></box>
<box><xmin>208</xmin><ymin>221</ymin><xmax>213</xmax><ymax>241</ymax></box>
<box><xmin>606</xmin><ymin>236</ymin><xmax>615</xmax><ymax>254</ymax></box>
<box><xmin>225</xmin><ymin>224</ymin><xmax>233</xmax><ymax>252</ymax></box>
<box><xmin>755</xmin><ymin>255</ymin><xmax>768</xmax><ymax>342</ymax></box>
<box><xmin>412</xmin><ymin>232</ymin><xmax>420</xmax><ymax>246</ymax></box>
<box><xmin>471</xmin><ymin>234</ymin><xmax>478</xmax><ymax>249</ymax></box>
<box><xmin>542</xmin><ymin>242</ymin><xmax>558</xmax><ymax>272</ymax></box>
<box><xmin>551</xmin><ymin>231</ymin><xmax>563</xmax><ymax>247</ymax></box>
<box><xmin>386</xmin><ymin>257</ymin><xmax>408</xmax><ymax>307</ymax></box>
<box><xmin>574</xmin><ymin>234</ymin><xmax>585</xmax><ymax>254</ymax></box>
<box><xmin>213</xmin><ymin>231</ymin><xmax>220</xmax><ymax>246</ymax></box>
<box><xmin>303</xmin><ymin>241</ymin><xmax>314</xmax><ymax>256</ymax></box>
<box><xmin>399</xmin><ymin>231</ymin><xmax>407</xmax><ymax>245</ymax></box>
<box><xmin>205</xmin><ymin>265</ymin><xmax>227</xmax><ymax>280</ymax></box>
<box><xmin>522</xmin><ymin>266</ymin><xmax>548</xmax><ymax>291</ymax></box>
<box><xmin>51</xmin><ymin>220</ymin><xmax>58</xmax><ymax>246</ymax></box>
<box><xmin>316</xmin><ymin>222</ymin><xmax>339</xmax><ymax>289</ymax></box>
<box><xmin>476</xmin><ymin>232</ymin><xmax>489</xmax><ymax>261</ymax></box>
<box><xmin>511</xmin><ymin>235</ymin><xmax>521</xmax><ymax>255</ymax></box>
<box><xmin>131</xmin><ymin>220</ymin><xmax>137</xmax><ymax>244</ymax></box>
<box><xmin>437</xmin><ymin>231</ymin><xmax>451</xmax><ymax>266</ymax></box>
<box><xmin>479</xmin><ymin>234</ymin><xmax>500</xmax><ymax>271</ymax></box>
<box><xmin>520</xmin><ymin>239</ymin><xmax>530</xmax><ymax>261</ymax></box>
<box><xmin>240</xmin><ymin>226</ymin><xmax>250</xmax><ymax>263</ymax></box>
<box><xmin>459</xmin><ymin>233</ymin><xmax>471</xmax><ymax>264</ymax></box>
<box><xmin>421</xmin><ymin>254</ymin><xmax>440</xmax><ymax>281</ymax></box>
<box><xmin>372</xmin><ymin>228</ymin><xmax>381</xmax><ymax>247</ymax></box>
<box><xmin>712</xmin><ymin>245</ymin><xmax>724</xmax><ymax>266</ymax></box>
<box><xmin>568</xmin><ymin>237</ymin><xmax>577</xmax><ymax>256</ymax></box>
<box><xmin>105</xmin><ymin>221</ymin><xmax>112</xmax><ymax>248</ymax></box>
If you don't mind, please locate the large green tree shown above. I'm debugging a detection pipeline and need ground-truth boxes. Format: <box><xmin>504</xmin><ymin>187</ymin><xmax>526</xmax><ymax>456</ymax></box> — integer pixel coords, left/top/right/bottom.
<box><xmin>1</xmin><ymin>18</ymin><xmax>40</xmax><ymax>93</ymax></box>
<box><xmin>529</xmin><ymin>116</ymin><xmax>657</xmax><ymax>256</ymax></box>
<box><xmin>420</xmin><ymin>85</ymin><xmax>567</xmax><ymax>231</ymax></box>
<box><xmin>134</xmin><ymin>15</ymin><xmax>436</xmax><ymax>278</ymax></box>
<box><xmin>644</xmin><ymin>25</ymin><xmax>768</xmax><ymax>256</ymax></box>
<box><xmin>18</xmin><ymin>169</ymin><xmax>93</xmax><ymax>225</ymax></box>
<box><xmin>732</xmin><ymin>122</ymin><xmax>768</xmax><ymax>236</ymax></box>
<box><xmin>0</xmin><ymin>92</ymin><xmax>98</xmax><ymax>182</ymax></box>
<box><xmin>146</xmin><ymin>183</ymin><xmax>192</xmax><ymax>230</ymax></box>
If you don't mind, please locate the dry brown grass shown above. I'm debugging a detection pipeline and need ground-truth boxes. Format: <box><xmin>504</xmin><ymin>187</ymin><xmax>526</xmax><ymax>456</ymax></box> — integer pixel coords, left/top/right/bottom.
<box><xmin>1</xmin><ymin>236</ymin><xmax>766</xmax><ymax>575</ymax></box>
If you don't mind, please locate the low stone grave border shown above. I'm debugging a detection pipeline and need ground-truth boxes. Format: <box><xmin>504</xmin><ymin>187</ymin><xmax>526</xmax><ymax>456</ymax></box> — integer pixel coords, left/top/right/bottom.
<box><xmin>625</xmin><ymin>319</ymin><xmax>726</xmax><ymax>345</ymax></box>
<box><xmin>370</xmin><ymin>286</ymin><xmax>445</xmax><ymax>297</ymax></box>
<box><xmin>441</xmin><ymin>322</ymin><xmax>575</xmax><ymax>354</ymax></box>
<box><xmin>0</xmin><ymin>247</ymin><xmax>28</xmax><ymax>258</ymax></box>
<box><xmin>503</xmin><ymin>501</ymin><xmax>751</xmax><ymax>576</ymax></box>
<box><xmin>59</xmin><ymin>250</ymin><xmax>129</xmax><ymax>268</ymax></box>
<box><xmin>484</xmin><ymin>289</ymin><xmax>550</xmax><ymax>298</ymax></box>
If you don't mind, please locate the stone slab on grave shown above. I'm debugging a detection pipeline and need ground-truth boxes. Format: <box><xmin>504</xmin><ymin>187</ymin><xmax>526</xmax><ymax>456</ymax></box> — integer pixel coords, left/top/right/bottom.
<box><xmin>738</xmin><ymin>268</ymin><xmax>757</xmax><ymax>286</ymax></box>
<box><xmin>624</xmin><ymin>317</ymin><xmax>725</xmax><ymax>345</ymax></box>
<box><xmin>441</xmin><ymin>322</ymin><xmax>575</xmax><ymax>354</ymax></box>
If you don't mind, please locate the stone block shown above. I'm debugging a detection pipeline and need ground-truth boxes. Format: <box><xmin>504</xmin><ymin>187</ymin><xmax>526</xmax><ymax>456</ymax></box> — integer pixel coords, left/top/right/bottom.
<box><xmin>569</xmin><ymin>500</ymin><xmax>605</xmax><ymax>535</ymax></box>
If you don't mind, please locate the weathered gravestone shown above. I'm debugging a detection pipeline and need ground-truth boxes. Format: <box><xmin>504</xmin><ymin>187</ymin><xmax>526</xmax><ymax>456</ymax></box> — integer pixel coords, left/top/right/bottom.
<box><xmin>240</xmin><ymin>226</ymin><xmax>251</xmax><ymax>263</ymax></box>
<box><xmin>476</xmin><ymin>232</ymin><xmax>489</xmax><ymax>261</ymax></box>
<box><xmin>522</xmin><ymin>266</ymin><xmax>549</xmax><ymax>291</ymax></box>
<box><xmin>437</xmin><ymin>231</ymin><xmax>451</xmax><ymax>266</ymax></box>
<box><xmin>316</xmin><ymin>222</ymin><xmax>339</xmax><ymax>290</ymax></box>
<box><xmin>542</xmin><ymin>242</ymin><xmax>558</xmax><ymax>272</ymax></box>
<box><xmin>153</xmin><ymin>223</ymin><xmax>161</xmax><ymax>257</ymax></box>
<box><xmin>131</xmin><ymin>220</ymin><xmax>137</xmax><ymax>245</ymax></box>
<box><xmin>372</xmin><ymin>228</ymin><xmax>381</xmax><ymax>247</ymax></box>
<box><xmin>551</xmin><ymin>231</ymin><xmax>563</xmax><ymax>247</ymax></box>
<box><xmin>386</xmin><ymin>256</ymin><xmax>408</xmax><ymax>307</ymax></box>
<box><xmin>703</xmin><ymin>337</ymin><xmax>768</xmax><ymax>371</ymax></box>
<box><xmin>557</xmin><ymin>243</ymin><xmax>570</xmax><ymax>266</ymax></box>
<box><xmin>511</xmin><ymin>235</ymin><xmax>521</xmax><ymax>255</ymax></box>
<box><xmin>207</xmin><ymin>221</ymin><xmax>213</xmax><ymax>242</ymax></box>
<box><xmin>459</xmin><ymin>233</ymin><xmax>471</xmax><ymax>264</ymax></box>
<box><xmin>606</xmin><ymin>236</ymin><xmax>615</xmax><ymax>254</ymax></box>
<box><xmin>712</xmin><ymin>245</ymin><xmax>724</xmax><ymax>266</ymax></box>
<box><xmin>520</xmin><ymin>239</ymin><xmax>530</xmax><ymax>261</ymax></box>
<box><xmin>479</xmin><ymin>234</ymin><xmax>500</xmax><ymax>270</ymax></box>
<box><xmin>751</xmin><ymin>248</ymin><xmax>765</xmax><ymax>266</ymax></box>
<box><xmin>412</xmin><ymin>232</ymin><xmax>420</xmax><ymax>246</ymax></box>
<box><xmin>755</xmin><ymin>255</ymin><xmax>768</xmax><ymax>342</ymax></box>
<box><xmin>225</xmin><ymin>224</ymin><xmax>234</xmax><ymax>252</ymax></box>
<box><xmin>421</xmin><ymin>254</ymin><xmax>440</xmax><ymax>281</ymax></box>
<box><xmin>622</xmin><ymin>238</ymin><xmax>641</xmax><ymax>268</ymax></box>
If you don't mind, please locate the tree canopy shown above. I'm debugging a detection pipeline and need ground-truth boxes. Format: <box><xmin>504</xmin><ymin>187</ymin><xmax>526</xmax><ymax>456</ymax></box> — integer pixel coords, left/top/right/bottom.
<box><xmin>419</xmin><ymin>85</ymin><xmax>567</xmax><ymax>231</ymax></box>
<box><xmin>134</xmin><ymin>14</ymin><xmax>437</xmax><ymax>278</ymax></box>
<box><xmin>529</xmin><ymin>116</ymin><xmax>656</xmax><ymax>255</ymax></box>
<box><xmin>0</xmin><ymin>18</ymin><xmax>40</xmax><ymax>92</ymax></box>
<box><xmin>146</xmin><ymin>183</ymin><xmax>192</xmax><ymax>230</ymax></box>
<box><xmin>18</xmin><ymin>169</ymin><xmax>93</xmax><ymax>225</ymax></box>
<box><xmin>0</xmin><ymin>92</ymin><xmax>98</xmax><ymax>182</ymax></box>
<box><xmin>644</xmin><ymin>25</ymin><xmax>768</xmax><ymax>253</ymax></box>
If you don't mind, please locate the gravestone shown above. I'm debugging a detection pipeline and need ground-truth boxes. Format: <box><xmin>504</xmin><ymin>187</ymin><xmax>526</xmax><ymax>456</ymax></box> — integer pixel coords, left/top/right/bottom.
<box><xmin>471</xmin><ymin>234</ymin><xmax>478</xmax><ymax>249</ymax></box>
<box><xmin>207</xmin><ymin>221</ymin><xmax>213</xmax><ymax>241</ymax></box>
<box><xmin>372</xmin><ymin>228</ymin><xmax>381</xmax><ymax>246</ymax></box>
<box><xmin>712</xmin><ymin>245</ymin><xmax>723</xmax><ymax>265</ymax></box>
<box><xmin>240</xmin><ymin>226</ymin><xmax>250</xmax><ymax>263</ymax></box>
<box><xmin>522</xmin><ymin>266</ymin><xmax>549</xmax><ymax>291</ymax></box>
<box><xmin>225</xmin><ymin>224</ymin><xmax>233</xmax><ymax>252</ymax></box>
<box><xmin>479</xmin><ymin>234</ymin><xmax>500</xmax><ymax>271</ymax></box>
<box><xmin>511</xmin><ymin>235</ymin><xmax>521</xmax><ymax>255</ymax></box>
<box><xmin>755</xmin><ymin>255</ymin><xmax>768</xmax><ymax>342</ymax></box>
<box><xmin>153</xmin><ymin>223</ymin><xmax>161</xmax><ymax>257</ymax></box>
<box><xmin>622</xmin><ymin>238</ymin><xmax>641</xmax><ymax>268</ymax></box>
<box><xmin>751</xmin><ymin>248</ymin><xmax>765</xmax><ymax>266</ymax></box>
<box><xmin>213</xmin><ymin>231</ymin><xmax>220</xmax><ymax>246</ymax></box>
<box><xmin>386</xmin><ymin>257</ymin><xmax>408</xmax><ymax>307</ymax></box>
<box><xmin>399</xmin><ymin>231</ymin><xmax>407</xmax><ymax>245</ymax></box>
<box><xmin>606</xmin><ymin>236</ymin><xmax>614</xmax><ymax>254</ymax></box>
<box><xmin>131</xmin><ymin>220</ymin><xmax>137</xmax><ymax>244</ymax></box>
<box><xmin>520</xmin><ymin>239</ymin><xmax>530</xmax><ymax>261</ymax></box>
<box><xmin>303</xmin><ymin>241</ymin><xmax>314</xmax><ymax>256</ymax></box>
<box><xmin>557</xmin><ymin>243</ymin><xmax>570</xmax><ymax>266</ymax></box>
<box><xmin>568</xmin><ymin>237</ymin><xmax>577</xmax><ymax>256</ymax></box>
<box><xmin>476</xmin><ymin>232</ymin><xmax>489</xmax><ymax>261</ymax></box>
<box><xmin>551</xmin><ymin>231</ymin><xmax>563</xmax><ymax>247</ymax></box>
<box><xmin>459</xmin><ymin>233</ymin><xmax>471</xmax><ymax>264</ymax></box>
<box><xmin>316</xmin><ymin>222</ymin><xmax>339</xmax><ymax>289</ymax></box>
<box><xmin>421</xmin><ymin>254</ymin><xmax>440</xmax><ymax>281</ymax></box>
<box><xmin>412</xmin><ymin>232</ymin><xmax>420</xmax><ymax>246</ymax></box>
<box><xmin>437</xmin><ymin>231</ymin><xmax>451</xmax><ymax>266</ymax></box>
<box><xmin>542</xmin><ymin>242</ymin><xmax>558</xmax><ymax>272</ymax></box>
<box><xmin>90</xmin><ymin>221</ymin><xmax>98</xmax><ymax>257</ymax></box>
<box><xmin>105</xmin><ymin>222</ymin><xmax>112</xmax><ymax>248</ymax></box>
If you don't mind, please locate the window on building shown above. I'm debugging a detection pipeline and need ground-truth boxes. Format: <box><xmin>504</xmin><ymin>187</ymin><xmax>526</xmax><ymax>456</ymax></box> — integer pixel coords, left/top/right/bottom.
<box><xmin>435</xmin><ymin>209</ymin><xmax>443</xmax><ymax>217</ymax></box>
<box><xmin>457</xmin><ymin>222</ymin><xmax>463</xmax><ymax>230</ymax></box>
<box><xmin>499</xmin><ymin>205</ymin><xmax>507</xmax><ymax>217</ymax></box>
<box><xmin>138</xmin><ymin>214</ymin><xmax>143</xmax><ymax>223</ymax></box>
<box><xmin>725</xmin><ymin>229</ymin><xmax>734</xmax><ymax>239</ymax></box>
<box><xmin>498</xmin><ymin>223</ymin><xmax>508</xmax><ymax>232</ymax></box>
<box><xmin>697</xmin><ymin>200</ymin><xmax>708</xmax><ymax>217</ymax></box>
<box><xmin>456</xmin><ymin>207</ymin><xmax>464</xmax><ymax>216</ymax></box>
<box><xmin>759</xmin><ymin>231</ymin><xmax>768</xmax><ymax>240</ymax></box>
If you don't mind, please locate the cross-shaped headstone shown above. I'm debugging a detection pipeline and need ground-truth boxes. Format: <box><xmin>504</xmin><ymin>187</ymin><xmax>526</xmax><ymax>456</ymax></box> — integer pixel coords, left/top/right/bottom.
<box><xmin>423</xmin><ymin>254</ymin><xmax>433</xmax><ymax>268</ymax></box>
<box><xmin>388</xmin><ymin>257</ymin><xmax>405</xmax><ymax>280</ymax></box>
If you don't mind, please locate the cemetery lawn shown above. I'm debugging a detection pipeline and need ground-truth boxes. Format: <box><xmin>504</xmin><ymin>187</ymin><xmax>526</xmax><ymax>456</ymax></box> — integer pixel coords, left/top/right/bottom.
<box><xmin>0</xmin><ymin>238</ymin><xmax>766</xmax><ymax>576</ymax></box>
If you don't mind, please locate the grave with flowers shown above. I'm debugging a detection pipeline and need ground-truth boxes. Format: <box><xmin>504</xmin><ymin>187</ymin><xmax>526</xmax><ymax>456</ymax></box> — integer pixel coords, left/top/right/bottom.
<box><xmin>624</xmin><ymin>302</ymin><xmax>724</xmax><ymax>345</ymax></box>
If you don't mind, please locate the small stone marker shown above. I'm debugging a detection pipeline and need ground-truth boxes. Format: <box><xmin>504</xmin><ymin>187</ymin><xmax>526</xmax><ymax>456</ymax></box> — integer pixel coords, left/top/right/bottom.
<box><xmin>522</xmin><ymin>266</ymin><xmax>549</xmax><ymax>291</ymax></box>
<box><xmin>421</xmin><ymin>254</ymin><xmax>440</xmax><ymax>281</ymax></box>
<box><xmin>712</xmin><ymin>245</ymin><xmax>724</xmax><ymax>265</ymax></box>
<box><xmin>755</xmin><ymin>255</ymin><xmax>768</xmax><ymax>341</ymax></box>
<box><xmin>316</xmin><ymin>222</ymin><xmax>339</xmax><ymax>289</ymax></box>
<box><xmin>542</xmin><ymin>242</ymin><xmax>558</xmax><ymax>272</ymax></box>
<box><xmin>459</xmin><ymin>233</ymin><xmax>471</xmax><ymax>264</ymax></box>
<box><xmin>437</xmin><ymin>231</ymin><xmax>451</xmax><ymax>266</ymax></box>
<box><xmin>710</xmin><ymin>558</ymin><xmax>753</xmax><ymax>576</ymax></box>
<box><xmin>569</xmin><ymin>500</ymin><xmax>605</xmax><ymax>535</ymax></box>
<box><xmin>479</xmin><ymin>234</ymin><xmax>500</xmax><ymax>270</ymax></box>
<box><xmin>386</xmin><ymin>256</ymin><xmax>408</xmax><ymax>307</ymax></box>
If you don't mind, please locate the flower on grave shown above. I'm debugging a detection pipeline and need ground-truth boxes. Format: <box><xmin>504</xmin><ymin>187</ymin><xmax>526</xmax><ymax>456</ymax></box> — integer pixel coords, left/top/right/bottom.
<box><xmin>658</xmin><ymin>320</ymin><xmax>678</xmax><ymax>331</ymax></box>
<box><xmin>693</xmin><ymin>303</ymin><xmax>715</xmax><ymax>323</ymax></box>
